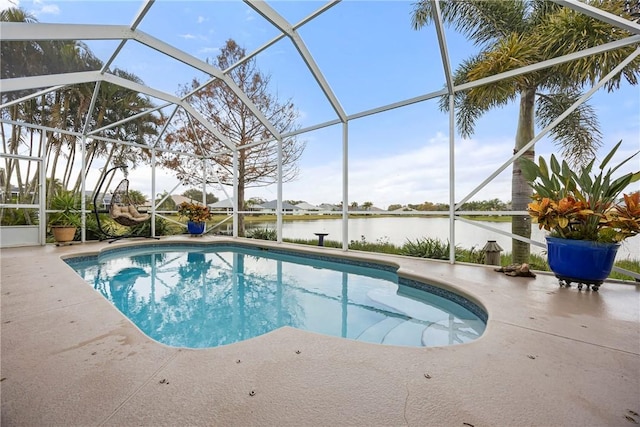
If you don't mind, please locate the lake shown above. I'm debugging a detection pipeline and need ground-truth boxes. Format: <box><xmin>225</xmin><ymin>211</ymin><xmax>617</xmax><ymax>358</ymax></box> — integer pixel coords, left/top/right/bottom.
<box><xmin>239</xmin><ymin>217</ymin><xmax>639</xmax><ymax>259</ymax></box>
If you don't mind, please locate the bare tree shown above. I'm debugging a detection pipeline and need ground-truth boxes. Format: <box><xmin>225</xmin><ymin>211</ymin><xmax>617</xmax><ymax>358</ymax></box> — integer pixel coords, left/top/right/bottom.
<box><xmin>160</xmin><ymin>39</ymin><xmax>305</xmax><ymax>235</ymax></box>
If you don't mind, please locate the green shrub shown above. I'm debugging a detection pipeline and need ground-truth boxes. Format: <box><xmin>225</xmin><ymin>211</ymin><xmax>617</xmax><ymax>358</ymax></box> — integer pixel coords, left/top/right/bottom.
<box><xmin>48</xmin><ymin>190</ymin><xmax>81</xmax><ymax>227</ymax></box>
<box><xmin>495</xmin><ymin>252</ymin><xmax>549</xmax><ymax>271</ymax></box>
<box><xmin>455</xmin><ymin>246</ymin><xmax>484</xmax><ymax>264</ymax></box>
<box><xmin>284</xmin><ymin>237</ymin><xmax>342</xmax><ymax>248</ymax></box>
<box><xmin>246</xmin><ymin>228</ymin><xmax>277</xmax><ymax>241</ymax></box>
<box><xmin>85</xmin><ymin>213</ymin><xmax>117</xmax><ymax>240</ymax></box>
<box><xmin>130</xmin><ymin>216</ymin><xmax>171</xmax><ymax>237</ymax></box>
<box><xmin>349</xmin><ymin>236</ymin><xmax>400</xmax><ymax>254</ymax></box>
<box><xmin>401</xmin><ymin>237</ymin><xmax>453</xmax><ymax>260</ymax></box>
<box><xmin>285</xmin><ymin>234</ymin><xmax>635</xmax><ymax>282</ymax></box>
<box><xmin>0</xmin><ymin>208</ymin><xmax>38</xmax><ymax>226</ymax></box>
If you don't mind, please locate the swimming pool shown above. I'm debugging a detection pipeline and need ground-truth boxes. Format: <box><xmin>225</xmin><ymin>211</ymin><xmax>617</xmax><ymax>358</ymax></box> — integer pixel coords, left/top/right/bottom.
<box><xmin>65</xmin><ymin>244</ymin><xmax>486</xmax><ymax>349</ymax></box>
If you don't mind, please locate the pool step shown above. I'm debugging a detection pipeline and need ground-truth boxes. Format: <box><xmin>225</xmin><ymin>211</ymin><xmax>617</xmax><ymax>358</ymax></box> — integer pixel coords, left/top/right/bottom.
<box><xmin>421</xmin><ymin>318</ymin><xmax>486</xmax><ymax>347</ymax></box>
<box><xmin>381</xmin><ymin>320</ymin><xmax>428</xmax><ymax>347</ymax></box>
<box><xmin>356</xmin><ymin>318</ymin><xmax>404</xmax><ymax>344</ymax></box>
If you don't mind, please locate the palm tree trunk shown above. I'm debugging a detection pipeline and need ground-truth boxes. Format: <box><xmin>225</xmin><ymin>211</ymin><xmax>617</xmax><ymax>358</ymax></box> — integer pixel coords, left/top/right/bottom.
<box><xmin>46</xmin><ymin>141</ymin><xmax>61</xmax><ymax>208</ymax></box>
<box><xmin>4</xmin><ymin>106</ymin><xmax>21</xmax><ymax>200</ymax></box>
<box><xmin>62</xmin><ymin>137</ymin><xmax>76</xmax><ymax>190</ymax></box>
<box><xmin>89</xmin><ymin>144</ymin><xmax>116</xmax><ymax>198</ymax></box>
<box><xmin>511</xmin><ymin>87</ymin><xmax>536</xmax><ymax>264</ymax></box>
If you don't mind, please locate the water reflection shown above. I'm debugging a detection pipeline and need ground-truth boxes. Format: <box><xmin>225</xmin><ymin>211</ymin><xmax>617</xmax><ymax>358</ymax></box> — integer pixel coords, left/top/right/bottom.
<box><xmin>67</xmin><ymin>247</ymin><xmax>486</xmax><ymax>348</ymax></box>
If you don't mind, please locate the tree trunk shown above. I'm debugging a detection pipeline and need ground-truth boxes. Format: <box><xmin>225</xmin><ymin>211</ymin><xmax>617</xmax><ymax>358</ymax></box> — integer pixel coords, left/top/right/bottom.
<box><xmin>511</xmin><ymin>88</ymin><xmax>536</xmax><ymax>264</ymax></box>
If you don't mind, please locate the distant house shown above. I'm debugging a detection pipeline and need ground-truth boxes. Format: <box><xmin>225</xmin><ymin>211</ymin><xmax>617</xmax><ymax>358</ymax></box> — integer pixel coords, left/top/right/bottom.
<box><xmin>295</xmin><ymin>202</ymin><xmax>320</xmax><ymax>211</ymax></box>
<box><xmin>258</xmin><ymin>200</ymin><xmax>299</xmax><ymax>213</ymax></box>
<box><xmin>208</xmin><ymin>198</ymin><xmax>235</xmax><ymax>212</ymax></box>
<box><xmin>171</xmin><ymin>195</ymin><xmax>205</xmax><ymax>206</ymax></box>
<box><xmin>392</xmin><ymin>206</ymin><xmax>417</xmax><ymax>212</ymax></box>
<box><xmin>209</xmin><ymin>198</ymin><xmax>264</xmax><ymax>212</ymax></box>
<box><xmin>348</xmin><ymin>205</ymin><xmax>384</xmax><ymax>212</ymax></box>
<box><xmin>318</xmin><ymin>203</ymin><xmax>340</xmax><ymax>212</ymax></box>
<box><xmin>84</xmin><ymin>191</ymin><xmax>111</xmax><ymax>209</ymax></box>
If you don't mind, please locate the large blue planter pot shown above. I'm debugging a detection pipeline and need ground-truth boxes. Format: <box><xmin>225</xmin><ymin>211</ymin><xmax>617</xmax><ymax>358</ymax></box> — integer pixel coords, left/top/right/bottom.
<box><xmin>187</xmin><ymin>221</ymin><xmax>205</xmax><ymax>235</ymax></box>
<box><xmin>546</xmin><ymin>237</ymin><xmax>619</xmax><ymax>286</ymax></box>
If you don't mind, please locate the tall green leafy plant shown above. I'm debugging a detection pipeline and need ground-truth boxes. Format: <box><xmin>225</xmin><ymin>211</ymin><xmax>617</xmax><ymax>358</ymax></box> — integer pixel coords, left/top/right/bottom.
<box><xmin>48</xmin><ymin>190</ymin><xmax>80</xmax><ymax>227</ymax></box>
<box><xmin>521</xmin><ymin>141</ymin><xmax>640</xmax><ymax>242</ymax></box>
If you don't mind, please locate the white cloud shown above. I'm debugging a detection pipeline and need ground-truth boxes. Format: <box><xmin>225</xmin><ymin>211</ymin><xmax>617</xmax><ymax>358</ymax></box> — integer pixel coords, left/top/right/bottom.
<box><xmin>31</xmin><ymin>0</ymin><xmax>59</xmax><ymax>15</ymax></box>
<box><xmin>245</xmin><ymin>8</ymin><xmax>255</xmax><ymax>21</ymax></box>
<box><xmin>197</xmin><ymin>47</ymin><xmax>220</xmax><ymax>55</ymax></box>
<box><xmin>272</xmin><ymin>133</ymin><xmax>516</xmax><ymax>208</ymax></box>
<box><xmin>125</xmin><ymin>167</ymin><xmax>190</xmax><ymax>201</ymax></box>
<box><xmin>0</xmin><ymin>0</ymin><xmax>19</xmax><ymax>11</ymax></box>
<box><xmin>37</xmin><ymin>3</ymin><xmax>58</xmax><ymax>14</ymax></box>
<box><xmin>179</xmin><ymin>33</ymin><xmax>196</xmax><ymax>40</ymax></box>
<box><xmin>197</xmin><ymin>15</ymin><xmax>206</xmax><ymax>24</ymax></box>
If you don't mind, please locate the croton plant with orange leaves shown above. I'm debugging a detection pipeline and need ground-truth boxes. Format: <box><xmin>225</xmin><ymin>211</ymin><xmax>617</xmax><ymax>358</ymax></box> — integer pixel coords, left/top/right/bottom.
<box><xmin>177</xmin><ymin>201</ymin><xmax>211</xmax><ymax>223</ymax></box>
<box><xmin>521</xmin><ymin>141</ymin><xmax>640</xmax><ymax>243</ymax></box>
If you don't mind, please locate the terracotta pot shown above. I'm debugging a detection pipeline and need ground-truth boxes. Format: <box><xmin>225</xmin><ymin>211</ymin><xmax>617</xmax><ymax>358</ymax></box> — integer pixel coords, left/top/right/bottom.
<box><xmin>52</xmin><ymin>226</ymin><xmax>77</xmax><ymax>243</ymax></box>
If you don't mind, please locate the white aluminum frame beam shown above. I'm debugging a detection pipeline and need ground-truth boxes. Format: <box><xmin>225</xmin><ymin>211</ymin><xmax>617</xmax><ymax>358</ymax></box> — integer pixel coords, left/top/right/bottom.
<box><xmin>214</xmin><ymin>32</ymin><xmax>639</xmax><ymax>157</ymax></box>
<box><xmin>1</xmin><ymin>71</ymin><xmax>103</xmax><ymax>93</ymax></box>
<box><xmin>245</xmin><ymin>0</ymin><xmax>347</xmax><ymax>123</ymax></box>
<box><xmin>88</xmin><ymin>102</ymin><xmax>170</xmax><ymax>136</ymax></box>
<box><xmin>554</xmin><ymin>0</ymin><xmax>640</xmax><ymax>35</ymax></box>
<box><xmin>455</xmin><ymin>35</ymin><xmax>640</xmax><ymax>93</ymax></box>
<box><xmin>132</xmin><ymin>31</ymin><xmax>282</xmax><ymax>140</ymax></box>
<box><xmin>227</xmin><ymin>1</ymin><xmax>339</xmax><ymax>74</ymax></box>
<box><xmin>0</xmin><ymin>117</ymin><xmax>202</xmax><ymax>159</ymax></box>
<box><xmin>102</xmin><ymin>0</ymin><xmax>154</xmax><ymax>72</ymax></box>
<box><xmin>0</xmin><ymin>85</ymin><xmax>66</xmax><ymax>110</ymax></box>
<box><xmin>456</xmin><ymin>47</ymin><xmax>640</xmax><ymax>208</ymax></box>
<box><xmin>0</xmin><ymin>22</ymin><xmax>282</xmax><ymax>142</ymax></box>
<box><xmin>0</xmin><ymin>23</ymin><xmax>134</xmax><ymax>41</ymax></box>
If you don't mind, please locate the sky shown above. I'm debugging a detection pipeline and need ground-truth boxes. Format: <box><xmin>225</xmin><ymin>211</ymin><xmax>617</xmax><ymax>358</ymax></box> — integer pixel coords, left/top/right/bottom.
<box><xmin>2</xmin><ymin>0</ymin><xmax>639</xmax><ymax>208</ymax></box>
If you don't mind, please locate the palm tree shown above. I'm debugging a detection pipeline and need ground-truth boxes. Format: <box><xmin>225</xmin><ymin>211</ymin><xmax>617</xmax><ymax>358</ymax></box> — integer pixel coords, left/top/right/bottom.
<box><xmin>1</xmin><ymin>8</ymin><xmax>42</xmax><ymax>206</ymax></box>
<box><xmin>72</xmin><ymin>69</ymin><xmax>162</xmax><ymax>196</ymax></box>
<box><xmin>412</xmin><ymin>0</ymin><xmax>640</xmax><ymax>263</ymax></box>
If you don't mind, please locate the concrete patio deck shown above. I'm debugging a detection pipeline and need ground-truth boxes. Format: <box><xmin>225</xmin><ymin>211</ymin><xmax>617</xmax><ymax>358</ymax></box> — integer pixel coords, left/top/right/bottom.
<box><xmin>1</xmin><ymin>237</ymin><xmax>639</xmax><ymax>426</ymax></box>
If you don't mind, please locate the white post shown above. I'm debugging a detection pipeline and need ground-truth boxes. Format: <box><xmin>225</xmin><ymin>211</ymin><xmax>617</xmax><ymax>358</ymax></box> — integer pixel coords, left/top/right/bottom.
<box><xmin>448</xmin><ymin>95</ymin><xmax>456</xmax><ymax>264</ymax></box>
<box><xmin>151</xmin><ymin>149</ymin><xmax>156</xmax><ymax>237</ymax></box>
<box><xmin>342</xmin><ymin>121</ymin><xmax>348</xmax><ymax>251</ymax></box>
<box><xmin>80</xmin><ymin>137</ymin><xmax>86</xmax><ymax>242</ymax></box>
<box><xmin>39</xmin><ymin>149</ymin><xmax>46</xmax><ymax>245</ymax></box>
<box><xmin>201</xmin><ymin>158</ymin><xmax>207</xmax><ymax>205</ymax></box>
<box><xmin>276</xmin><ymin>138</ymin><xmax>283</xmax><ymax>243</ymax></box>
<box><xmin>232</xmin><ymin>150</ymin><xmax>238</xmax><ymax>238</ymax></box>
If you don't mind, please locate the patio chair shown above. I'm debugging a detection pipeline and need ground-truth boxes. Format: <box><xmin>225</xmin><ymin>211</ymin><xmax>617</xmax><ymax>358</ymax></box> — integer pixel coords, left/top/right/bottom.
<box><xmin>92</xmin><ymin>165</ymin><xmax>158</xmax><ymax>242</ymax></box>
<box><xmin>109</xmin><ymin>178</ymin><xmax>150</xmax><ymax>226</ymax></box>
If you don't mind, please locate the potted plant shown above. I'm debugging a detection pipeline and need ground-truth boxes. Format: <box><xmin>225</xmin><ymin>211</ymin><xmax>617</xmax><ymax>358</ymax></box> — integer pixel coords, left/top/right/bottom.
<box><xmin>177</xmin><ymin>201</ymin><xmax>211</xmax><ymax>235</ymax></box>
<box><xmin>48</xmin><ymin>190</ymin><xmax>81</xmax><ymax>244</ymax></box>
<box><xmin>521</xmin><ymin>141</ymin><xmax>640</xmax><ymax>290</ymax></box>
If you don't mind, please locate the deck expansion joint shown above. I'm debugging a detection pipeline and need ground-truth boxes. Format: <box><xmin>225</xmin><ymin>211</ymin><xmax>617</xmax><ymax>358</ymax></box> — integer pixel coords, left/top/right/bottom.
<box><xmin>494</xmin><ymin>320</ymin><xmax>640</xmax><ymax>356</ymax></box>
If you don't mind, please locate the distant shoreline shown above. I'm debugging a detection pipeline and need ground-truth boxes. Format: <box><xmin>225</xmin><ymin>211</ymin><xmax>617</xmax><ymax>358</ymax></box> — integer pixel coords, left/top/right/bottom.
<box><xmin>209</xmin><ymin>214</ymin><xmax>513</xmax><ymax>223</ymax></box>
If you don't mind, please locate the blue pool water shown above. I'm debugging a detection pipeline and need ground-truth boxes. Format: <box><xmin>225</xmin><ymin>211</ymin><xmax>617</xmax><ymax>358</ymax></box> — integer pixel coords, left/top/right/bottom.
<box><xmin>65</xmin><ymin>244</ymin><xmax>486</xmax><ymax>349</ymax></box>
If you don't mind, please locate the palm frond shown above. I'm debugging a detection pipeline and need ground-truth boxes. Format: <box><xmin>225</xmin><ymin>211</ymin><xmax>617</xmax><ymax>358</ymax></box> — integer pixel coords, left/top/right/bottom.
<box><xmin>411</xmin><ymin>0</ymin><xmax>433</xmax><ymax>30</ymax></box>
<box><xmin>527</xmin><ymin>0</ymin><xmax>563</xmax><ymax>26</ymax></box>
<box><xmin>536</xmin><ymin>90</ymin><xmax>602</xmax><ymax>167</ymax></box>
<box><xmin>413</xmin><ymin>0</ymin><xmax>529</xmax><ymax>47</ymax></box>
<box><xmin>452</xmin><ymin>91</ymin><xmax>485</xmax><ymax>138</ymax></box>
<box><xmin>535</xmin><ymin>0</ymin><xmax>640</xmax><ymax>91</ymax></box>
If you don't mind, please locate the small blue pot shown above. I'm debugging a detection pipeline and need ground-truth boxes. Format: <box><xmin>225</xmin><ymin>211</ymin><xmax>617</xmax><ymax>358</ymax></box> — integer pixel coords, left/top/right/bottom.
<box><xmin>187</xmin><ymin>221</ymin><xmax>206</xmax><ymax>235</ymax></box>
<box><xmin>545</xmin><ymin>236</ymin><xmax>619</xmax><ymax>284</ymax></box>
